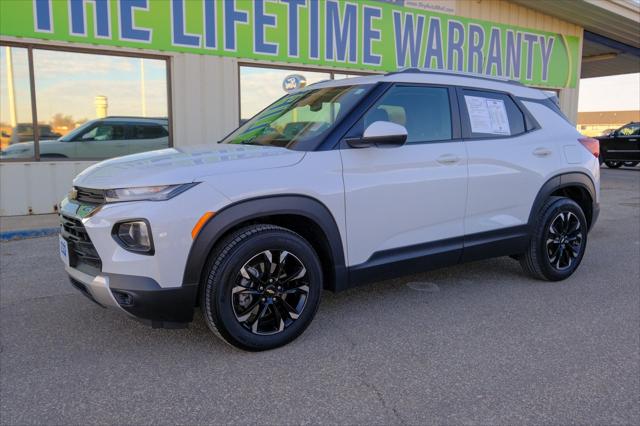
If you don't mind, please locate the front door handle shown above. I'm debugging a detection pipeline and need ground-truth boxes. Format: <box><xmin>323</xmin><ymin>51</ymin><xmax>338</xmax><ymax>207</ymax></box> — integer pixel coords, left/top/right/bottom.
<box><xmin>533</xmin><ymin>147</ymin><xmax>552</xmax><ymax>157</ymax></box>
<box><xmin>436</xmin><ymin>154</ymin><xmax>460</xmax><ymax>165</ymax></box>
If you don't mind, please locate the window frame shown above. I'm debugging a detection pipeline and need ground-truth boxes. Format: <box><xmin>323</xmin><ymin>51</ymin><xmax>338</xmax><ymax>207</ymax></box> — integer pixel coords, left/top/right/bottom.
<box><xmin>338</xmin><ymin>83</ymin><xmax>462</xmax><ymax>149</ymax></box>
<box><xmin>0</xmin><ymin>40</ymin><xmax>173</xmax><ymax>162</ymax></box>
<box><xmin>455</xmin><ymin>86</ymin><xmax>540</xmax><ymax>140</ymax></box>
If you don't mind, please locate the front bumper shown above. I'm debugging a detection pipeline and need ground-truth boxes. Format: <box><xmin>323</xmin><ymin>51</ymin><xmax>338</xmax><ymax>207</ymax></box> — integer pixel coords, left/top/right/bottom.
<box><xmin>66</xmin><ymin>265</ymin><xmax>197</xmax><ymax>328</ymax></box>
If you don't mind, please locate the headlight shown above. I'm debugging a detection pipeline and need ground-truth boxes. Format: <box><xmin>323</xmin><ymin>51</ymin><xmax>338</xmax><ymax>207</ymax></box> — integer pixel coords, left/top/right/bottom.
<box><xmin>113</xmin><ymin>220</ymin><xmax>154</xmax><ymax>254</ymax></box>
<box><xmin>104</xmin><ymin>183</ymin><xmax>198</xmax><ymax>202</ymax></box>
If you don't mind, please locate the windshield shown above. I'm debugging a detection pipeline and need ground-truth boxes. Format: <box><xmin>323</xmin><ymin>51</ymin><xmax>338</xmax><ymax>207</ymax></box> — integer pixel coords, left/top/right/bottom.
<box><xmin>222</xmin><ymin>84</ymin><xmax>372</xmax><ymax>148</ymax></box>
<box><xmin>59</xmin><ymin>121</ymin><xmax>95</xmax><ymax>142</ymax></box>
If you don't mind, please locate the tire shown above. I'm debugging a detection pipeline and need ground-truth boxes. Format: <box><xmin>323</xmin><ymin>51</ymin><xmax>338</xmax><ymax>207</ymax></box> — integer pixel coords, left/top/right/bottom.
<box><xmin>520</xmin><ymin>197</ymin><xmax>588</xmax><ymax>281</ymax></box>
<box><xmin>605</xmin><ymin>161</ymin><xmax>622</xmax><ymax>168</ymax></box>
<box><xmin>623</xmin><ymin>161</ymin><xmax>639</xmax><ymax>167</ymax></box>
<box><xmin>200</xmin><ymin>224</ymin><xmax>322</xmax><ymax>351</ymax></box>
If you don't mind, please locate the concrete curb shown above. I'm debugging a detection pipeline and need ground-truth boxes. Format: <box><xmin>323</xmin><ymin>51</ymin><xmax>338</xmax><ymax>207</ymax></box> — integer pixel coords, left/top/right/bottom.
<box><xmin>0</xmin><ymin>228</ymin><xmax>59</xmax><ymax>241</ymax></box>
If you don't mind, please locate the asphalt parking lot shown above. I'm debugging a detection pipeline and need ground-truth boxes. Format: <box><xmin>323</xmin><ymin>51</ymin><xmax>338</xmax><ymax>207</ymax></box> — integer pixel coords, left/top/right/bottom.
<box><xmin>1</xmin><ymin>167</ymin><xmax>638</xmax><ymax>425</ymax></box>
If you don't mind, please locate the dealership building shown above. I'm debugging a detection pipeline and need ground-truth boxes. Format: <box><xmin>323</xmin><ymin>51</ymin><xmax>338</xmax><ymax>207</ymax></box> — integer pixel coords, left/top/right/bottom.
<box><xmin>0</xmin><ymin>0</ymin><xmax>638</xmax><ymax>216</ymax></box>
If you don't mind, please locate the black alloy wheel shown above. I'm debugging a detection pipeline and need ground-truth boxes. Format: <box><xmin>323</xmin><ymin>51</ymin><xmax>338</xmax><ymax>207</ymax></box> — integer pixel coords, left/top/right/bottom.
<box><xmin>545</xmin><ymin>211</ymin><xmax>583</xmax><ymax>271</ymax></box>
<box><xmin>520</xmin><ymin>197</ymin><xmax>588</xmax><ymax>281</ymax></box>
<box><xmin>201</xmin><ymin>224</ymin><xmax>322</xmax><ymax>351</ymax></box>
<box><xmin>605</xmin><ymin>161</ymin><xmax>622</xmax><ymax>168</ymax></box>
<box><xmin>232</xmin><ymin>250</ymin><xmax>309</xmax><ymax>335</ymax></box>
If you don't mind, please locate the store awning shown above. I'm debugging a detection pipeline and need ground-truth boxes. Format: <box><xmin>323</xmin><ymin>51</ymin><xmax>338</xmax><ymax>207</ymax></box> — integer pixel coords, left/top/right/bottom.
<box><xmin>582</xmin><ymin>31</ymin><xmax>640</xmax><ymax>78</ymax></box>
<box><xmin>511</xmin><ymin>0</ymin><xmax>640</xmax><ymax>78</ymax></box>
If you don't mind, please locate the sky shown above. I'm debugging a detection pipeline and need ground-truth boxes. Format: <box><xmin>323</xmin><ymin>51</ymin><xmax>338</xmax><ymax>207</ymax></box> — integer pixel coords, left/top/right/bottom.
<box><xmin>1</xmin><ymin>47</ymin><xmax>167</xmax><ymax>130</ymax></box>
<box><xmin>578</xmin><ymin>73</ymin><xmax>640</xmax><ymax>112</ymax></box>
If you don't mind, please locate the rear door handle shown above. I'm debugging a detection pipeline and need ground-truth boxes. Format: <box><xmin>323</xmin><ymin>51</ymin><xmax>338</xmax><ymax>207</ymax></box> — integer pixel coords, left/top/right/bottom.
<box><xmin>436</xmin><ymin>154</ymin><xmax>460</xmax><ymax>165</ymax></box>
<box><xmin>533</xmin><ymin>147</ymin><xmax>552</xmax><ymax>157</ymax></box>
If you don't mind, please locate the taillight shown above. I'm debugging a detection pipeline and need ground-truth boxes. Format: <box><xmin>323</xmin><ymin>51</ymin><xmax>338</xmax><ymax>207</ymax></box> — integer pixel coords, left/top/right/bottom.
<box><xmin>578</xmin><ymin>137</ymin><xmax>600</xmax><ymax>158</ymax></box>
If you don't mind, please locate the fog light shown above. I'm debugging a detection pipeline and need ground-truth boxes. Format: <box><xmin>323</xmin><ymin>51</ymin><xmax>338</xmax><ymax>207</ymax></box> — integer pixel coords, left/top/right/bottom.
<box><xmin>113</xmin><ymin>220</ymin><xmax>154</xmax><ymax>254</ymax></box>
<box><xmin>112</xmin><ymin>290</ymin><xmax>134</xmax><ymax>306</ymax></box>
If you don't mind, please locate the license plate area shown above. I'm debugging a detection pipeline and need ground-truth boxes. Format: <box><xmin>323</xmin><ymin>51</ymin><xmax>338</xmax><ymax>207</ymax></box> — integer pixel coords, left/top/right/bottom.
<box><xmin>59</xmin><ymin>235</ymin><xmax>70</xmax><ymax>267</ymax></box>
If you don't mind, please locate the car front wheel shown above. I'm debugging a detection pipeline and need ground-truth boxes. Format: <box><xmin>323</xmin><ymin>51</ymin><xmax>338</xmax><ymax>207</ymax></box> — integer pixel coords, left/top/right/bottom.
<box><xmin>520</xmin><ymin>197</ymin><xmax>588</xmax><ymax>281</ymax></box>
<box><xmin>201</xmin><ymin>224</ymin><xmax>322</xmax><ymax>351</ymax></box>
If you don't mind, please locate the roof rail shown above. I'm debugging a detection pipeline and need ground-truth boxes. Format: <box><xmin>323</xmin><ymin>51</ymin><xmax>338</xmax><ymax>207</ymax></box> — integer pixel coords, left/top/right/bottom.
<box><xmin>386</xmin><ymin>67</ymin><xmax>525</xmax><ymax>86</ymax></box>
<box><xmin>103</xmin><ymin>116</ymin><xmax>168</xmax><ymax>120</ymax></box>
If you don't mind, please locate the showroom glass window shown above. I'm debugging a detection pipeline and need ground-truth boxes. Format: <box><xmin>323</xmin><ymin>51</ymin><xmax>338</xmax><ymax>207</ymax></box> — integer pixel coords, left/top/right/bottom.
<box><xmin>0</xmin><ymin>46</ymin><xmax>34</xmax><ymax>159</ymax></box>
<box><xmin>0</xmin><ymin>44</ymin><xmax>170</xmax><ymax>161</ymax></box>
<box><xmin>240</xmin><ymin>66</ymin><xmax>331</xmax><ymax>124</ymax></box>
<box><xmin>239</xmin><ymin>65</ymin><xmax>372</xmax><ymax>125</ymax></box>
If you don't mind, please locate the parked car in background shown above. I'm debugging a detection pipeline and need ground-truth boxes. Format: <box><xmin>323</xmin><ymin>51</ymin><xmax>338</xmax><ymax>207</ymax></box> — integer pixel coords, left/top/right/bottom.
<box><xmin>0</xmin><ymin>117</ymin><xmax>168</xmax><ymax>159</ymax></box>
<box><xmin>0</xmin><ymin>123</ymin><xmax>61</xmax><ymax>147</ymax></box>
<box><xmin>597</xmin><ymin>121</ymin><xmax>640</xmax><ymax>168</ymax></box>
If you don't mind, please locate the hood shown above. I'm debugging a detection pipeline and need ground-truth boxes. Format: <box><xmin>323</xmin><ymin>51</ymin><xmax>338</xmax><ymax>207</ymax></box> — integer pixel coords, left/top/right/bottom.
<box><xmin>73</xmin><ymin>144</ymin><xmax>305</xmax><ymax>189</ymax></box>
<box><xmin>0</xmin><ymin>141</ymin><xmax>35</xmax><ymax>158</ymax></box>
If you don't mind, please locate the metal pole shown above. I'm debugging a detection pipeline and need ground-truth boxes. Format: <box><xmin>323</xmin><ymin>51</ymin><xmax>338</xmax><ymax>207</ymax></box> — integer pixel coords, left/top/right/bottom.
<box><xmin>141</xmin><ymin>58</ymin><xmax>147</xmax><ymax>117</ymax></box>
<box><xmin>27</xmin><ymin>47</ymin><xmax>40</xmax><ymax>160</ymax></box>
<box><xmin>5</xmin><ymin>46</ymin><xmax>18</xmax><ymax>127</ymax></box>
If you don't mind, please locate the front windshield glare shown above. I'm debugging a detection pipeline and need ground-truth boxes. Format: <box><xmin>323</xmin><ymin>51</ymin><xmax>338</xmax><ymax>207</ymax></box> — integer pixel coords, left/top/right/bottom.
<box><xmin>222</xmin><ymin>85</ymin><xmax>372</xmax><ymax>148</ymax></box>
<box><xmin>59</xmin><ymin>121</ymin><xmax>94</xmax><ymax>142</ymax></box>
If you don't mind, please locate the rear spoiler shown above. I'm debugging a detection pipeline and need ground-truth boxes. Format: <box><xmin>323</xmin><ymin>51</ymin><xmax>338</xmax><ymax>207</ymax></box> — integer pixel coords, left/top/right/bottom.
<box><xmin>542</xmin><ymin>90</ymin><xmax>560</xmax><ymax>107</ymax></box>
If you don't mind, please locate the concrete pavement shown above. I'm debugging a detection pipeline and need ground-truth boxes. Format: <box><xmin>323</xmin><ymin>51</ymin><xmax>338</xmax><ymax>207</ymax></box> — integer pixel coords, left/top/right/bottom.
<box><xmin>1</xmin><ymin>168</ymin><xmax>638</xmax><ymax>425</ymax></box>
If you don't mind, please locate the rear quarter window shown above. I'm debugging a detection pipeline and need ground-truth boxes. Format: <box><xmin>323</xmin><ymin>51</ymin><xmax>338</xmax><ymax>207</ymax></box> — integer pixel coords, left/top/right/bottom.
<box><xmin>460</xmin><ymin>89</ymin><xmax>526</xmax><ymax>138</ymax></box>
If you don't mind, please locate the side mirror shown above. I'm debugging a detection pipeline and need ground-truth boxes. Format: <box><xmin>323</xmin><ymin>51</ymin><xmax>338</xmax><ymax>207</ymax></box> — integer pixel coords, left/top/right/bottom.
<box><xmin>347</xmin><ymin>121</ymin><xmax>408</xmax><ymax>148</ymax></box>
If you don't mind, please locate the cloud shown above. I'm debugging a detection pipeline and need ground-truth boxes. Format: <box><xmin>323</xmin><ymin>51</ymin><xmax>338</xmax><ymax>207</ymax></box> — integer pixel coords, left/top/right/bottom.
<box><xmin>34</xmin><ymin>78</ymin><xmax>168</xmax><ymax>121</ymax></box>
<box><xmin>1</xmin><ymin>47</ymin><xmax>168</xmax><ymax>126</ymax></box>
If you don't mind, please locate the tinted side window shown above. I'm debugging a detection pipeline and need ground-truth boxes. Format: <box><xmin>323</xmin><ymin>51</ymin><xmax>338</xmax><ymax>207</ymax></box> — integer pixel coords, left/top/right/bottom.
<box><xmin>133</xmin><ymin>125</ymin><xmax>169</xmax><ymax>139</ymax></box>
<box><xmin>619</xmin><ymin>123</ymin><xmax>640</xmax><ymax>136</ymax></box>
<box><xmin>360</xmin><ymin>85</ymin><xmax>452</xmax><ymax>144</ymax></box>
<box><xmin>81</xmin><ymin>124</ymin><xmax>126</xmax><ymax>141</ymax></box>
<box><xmin>461</xmin><ymin>89</ymin><xmax>525</xmax><ymax>138</ymax></box>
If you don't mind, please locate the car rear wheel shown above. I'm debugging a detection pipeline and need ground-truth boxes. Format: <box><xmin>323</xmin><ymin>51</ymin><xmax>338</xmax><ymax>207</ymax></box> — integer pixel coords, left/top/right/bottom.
<box><xmin>605</xmin><ymin>161</ymin><xmax>622</xmax><ymax>168</ymax></box>
<box><xmin>623</xmin><ymin>161</ymin><xmax>639</xmax><ymax>167</ymax></box>
<box><xmin>201</xmin><ymin>224</ymin><xmax>322</xmax><ymax>351</ymax></box>
<box><xmin>520</xmin><ymin>197</ymin><xmax>588</xmax><ymax>281</ymax></box>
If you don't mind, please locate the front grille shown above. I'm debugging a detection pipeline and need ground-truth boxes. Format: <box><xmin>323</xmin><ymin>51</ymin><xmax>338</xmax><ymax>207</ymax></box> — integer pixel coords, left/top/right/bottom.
<box><xmin>75</xmin><ymin>187</ymin><xmax>106</xmax><ymax>205</ymax></box>
<box><xmin>60</xmin><ymin>214</ymin><xmax>102</xmax><ymax>273</ymax></box>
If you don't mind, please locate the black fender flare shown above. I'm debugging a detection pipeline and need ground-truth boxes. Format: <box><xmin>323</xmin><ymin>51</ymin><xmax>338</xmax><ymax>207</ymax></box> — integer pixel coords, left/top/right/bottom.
<box><xmin>528</xmin><ymin>172</ymin><xmax>598</xmax><ymax>229</ymax></box>
<box><xmin>182</xmin><ymin>195</ymin><xmax>348</xmax><ymax>295</ymax></box>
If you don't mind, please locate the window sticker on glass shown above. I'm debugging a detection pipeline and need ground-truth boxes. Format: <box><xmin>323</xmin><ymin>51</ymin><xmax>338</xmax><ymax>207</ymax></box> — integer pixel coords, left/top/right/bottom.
<box><xmin>464</xmin><ymin>95</ymin><xmax>510</xmax><ymax>135</ymax></box>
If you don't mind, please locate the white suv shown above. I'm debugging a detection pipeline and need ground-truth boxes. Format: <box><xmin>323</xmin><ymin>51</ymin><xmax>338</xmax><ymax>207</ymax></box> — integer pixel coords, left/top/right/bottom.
<box><xmin>59</xmin><ymin>70</ymin><xmax>600</xmax><ymax>351</ymax></box>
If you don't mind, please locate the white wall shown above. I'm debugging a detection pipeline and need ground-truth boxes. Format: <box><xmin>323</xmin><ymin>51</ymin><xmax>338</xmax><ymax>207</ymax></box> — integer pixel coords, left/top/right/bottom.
<box><xmin>0</xmin><ymin>46</ymin><xmax>240</xmax><ymax>216</ymax></box>
<box><xmin>0</xmin><ymin>161</ymin><xmax>95</xmax><ymax>215</ymax></box>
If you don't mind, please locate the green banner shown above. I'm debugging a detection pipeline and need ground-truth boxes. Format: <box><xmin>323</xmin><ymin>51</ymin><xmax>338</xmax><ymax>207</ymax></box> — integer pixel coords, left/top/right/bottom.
<box><xmin>0</xmin><ymin>0</ymin><xmax>580</xmax><ymax>88</ymax></box>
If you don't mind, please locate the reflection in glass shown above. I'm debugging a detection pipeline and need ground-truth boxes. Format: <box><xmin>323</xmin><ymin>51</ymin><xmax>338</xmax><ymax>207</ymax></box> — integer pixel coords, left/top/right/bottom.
<box><xmin>240</xmin><ymin>66</ymin><xmax>331</xmax><ymax>123</ymax></box>
<box><xmin>224</xmin><ymin>85</ymin><xmax>372</xmax><ymax>149</ymax></box>
<box><xmin>1</xmin><ymin>49</ymin><xmax>169</xmax><ymax>160</ymax></box>
<box><xmin>0</xmin><ymin>46</ymin><xmax>34</xmax><ymax>159</ymax></box>
<box><xmin>333</xmin><ymin>73</ymin><xmax>368</xmax><ymax>80</ymax></box>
